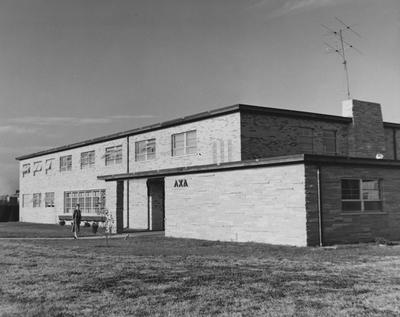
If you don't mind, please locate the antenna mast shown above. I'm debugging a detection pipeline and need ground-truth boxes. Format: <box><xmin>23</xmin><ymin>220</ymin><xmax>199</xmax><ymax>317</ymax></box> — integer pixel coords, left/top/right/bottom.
<box><xmin>322</xmin><ymin>17</ymin><xmax>362</xmax><ymax>99</ymax></box>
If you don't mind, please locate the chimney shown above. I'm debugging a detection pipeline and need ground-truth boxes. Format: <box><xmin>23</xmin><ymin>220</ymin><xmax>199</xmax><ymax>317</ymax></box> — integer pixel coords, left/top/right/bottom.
<box><xmin>342</xmin><ymin>99</ymin><xmax>386</xmax><ymax>158</ymax></box>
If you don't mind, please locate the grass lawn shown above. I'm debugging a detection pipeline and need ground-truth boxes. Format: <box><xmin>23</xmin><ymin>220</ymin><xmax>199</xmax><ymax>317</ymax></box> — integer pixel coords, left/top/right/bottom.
<box><xmin>1</xmin><ymin>224</ymin><xmax>400</xmax><ymax>316</ymax></box>
<box><xmin>0</xmin><ymin>222</ymin><xmax>102</xmax><ymax>238</ymax></box>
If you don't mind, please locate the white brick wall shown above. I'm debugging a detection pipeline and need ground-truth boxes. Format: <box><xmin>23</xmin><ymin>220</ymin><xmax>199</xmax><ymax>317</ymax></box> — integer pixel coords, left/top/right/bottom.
<box><xmin>165</xmin><ymin>164</ymin><xmax>307</xmax><ymax>246</ymax></box>
<box><xmin>19</xmin><ymin>112</ymin><xmax>243</xmax><ymax>232</ymax></box>
<box><xmin>129</xmin><ymin>113</ymin><xmax>241</xmax><ymax>172</ymax></box>
<box><xmin>19</xmin><ymin>138</ymin><xmax>128</xmax><ymax>225</ymax></box>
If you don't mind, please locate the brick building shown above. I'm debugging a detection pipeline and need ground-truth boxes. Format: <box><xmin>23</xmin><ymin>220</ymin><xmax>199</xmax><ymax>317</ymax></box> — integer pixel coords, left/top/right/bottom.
<box><xmin>16</xmin><ymin>99</ymin><xmax>400</xmax><ymax>246</ymax></box>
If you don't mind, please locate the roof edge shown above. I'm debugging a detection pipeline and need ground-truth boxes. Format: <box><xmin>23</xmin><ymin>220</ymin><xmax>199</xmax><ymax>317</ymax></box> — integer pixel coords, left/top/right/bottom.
<box><xmin>98</xmin><ymin>154</ymin><xmax>400</xmax><ymax>181</ymax></box>
<box><xmin>16</xmin><ymin>102</ymin><xmax>400</xmax><ymax>161</ymax></box>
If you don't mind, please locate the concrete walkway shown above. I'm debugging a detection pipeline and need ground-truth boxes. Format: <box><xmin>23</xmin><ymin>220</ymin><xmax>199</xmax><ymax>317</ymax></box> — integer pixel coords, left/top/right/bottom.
<box><xmin>0</xmin><ymin>231</ymin><xmax>164</xmax><ymax>240</ymax></box>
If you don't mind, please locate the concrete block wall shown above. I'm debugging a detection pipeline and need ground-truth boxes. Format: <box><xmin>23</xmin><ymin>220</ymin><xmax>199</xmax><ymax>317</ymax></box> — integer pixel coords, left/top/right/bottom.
<box><xmin>240</xmin><ymin>112</ymin><xmax>349</xmax><ymax>160</ymax></box>
<box><xmin>129</xmin><ymin>113</ymin><xmax>241</xmax><ymax>173</ymax></box>
<box><xmin>165</xmin><ymin>164</ymin><xmax>308</xmax><ymax>246</ymax></box>
<box><xmin>306</xmin><ymin>164</ymin><xmax>400</xmax><ymax>245</ymax></box>
<box><xmin>19</xmin><ymin>138</ymin><xmax>128</xmax><ymax>225</ymax></box>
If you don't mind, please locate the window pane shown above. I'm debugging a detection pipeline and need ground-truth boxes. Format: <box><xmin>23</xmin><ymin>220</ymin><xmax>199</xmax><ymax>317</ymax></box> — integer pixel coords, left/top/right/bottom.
<box><xmin>186</xmin><ymin>131</ymin><xmax>197</xmax><ymax>154</ymax></box>
<box><xmin>135</xmin><ymin>141</ymin><xmax>146</xmax><ymax>161</ymax></box>
<box><xmin>341</xmin><ymin>179</ymin><xmax>360</xmax><ymax>199</ymax></box>
<box><xmin>342</xmin><ymin>201</ymin><xmax>362</xmax><ymax>211</ymax></box>
<box><xmin>147</xmin><ymin>139</ymin><xmax>156</xmax><ymax>159</ymax></box>
<box><xmin>364</xmin><ymin>201</ymin><xmax>382</xmax><ymax>211</ymax></box>
<box><xmin>172</xmin><ymin>133</ymin><xmax>184</xmax><ymax>156</ymax></box>
<box><xmin>362</xmin><ymin>180</ymin><xmax>380</xmax><ymax>200</ymax></box>
<box><xmin>106</xmin><ymin>145</ymin><xmax>122</xmax><ymax>165</ymax></box>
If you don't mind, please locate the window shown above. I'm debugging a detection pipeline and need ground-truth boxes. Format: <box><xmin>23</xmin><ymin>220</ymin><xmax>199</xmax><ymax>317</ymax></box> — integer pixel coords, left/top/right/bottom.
<box><xmin>22</xmin><ymin>194</ymin><xmax>31</xmax><ymax>207</ymax></box>
<box><xmin>64</xmin><ymin>189</ymin><xmax>106</xmax><ymax>214</ymax></box>
<box><xmin>172</xmin><ymin>130</ymin><xmax>197</xmax><ymax>156</ymax></box>
<box><xmin>60</xmin><ymin>155</ymin><xmax>72</xmax><ymax>172</ymax></box>
<box><xmin>297</xmin><ymin>127</ymin><xmax>313</xmax><ymax>153</ymax></box>
<box><xmin>341</xmin><ymin>179</ymin><xmax>382</xmax><ymax>212</ymax></box>
<box><xmin>33</xmin><ymin>193</ymin><xmax>41</xmax><ymax>208</ymax></box>
<box><xmin>22</xmin><ymin>164</ymin><xmax>31</xmax><ymax>177</ymax></box>
<box><xmin>323</xmin><ymin>130</ymin><xmax>337</xmax><ymax>155</ymax></box>
<box><xmin>45</xmin><ymin>159</ymin><xmax>54</xmax><ymax>174</ymax></box>
<box><xmin>135</xmin><ymin>139</ymin><xmax>156</xmax><ymax>161</ymax></box>
<box><xmin>81</xmin><ymin>151</ymin><xmax>95</xmax><ymax>169</ymax></box>
<box><xmin>105</xmin><ymin>145</ymin><xmax>122</xmax><ymax>166</ymax></box>
<box><xmin>33</xmin><ymin>161</ymin><xmax>42</xmax><ymax>176</ymax></box>
<box><xmin>45</xmin><ymin>192</ymin><xmax>55</xmax><ymax>207</ymax></box>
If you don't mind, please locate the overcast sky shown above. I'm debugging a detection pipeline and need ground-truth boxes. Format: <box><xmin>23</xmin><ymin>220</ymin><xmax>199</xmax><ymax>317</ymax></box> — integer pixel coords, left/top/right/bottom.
<box><xmin>0</xmin><ymin>0</ymin><xmax>399</xmax><ymax>193</ymax></box>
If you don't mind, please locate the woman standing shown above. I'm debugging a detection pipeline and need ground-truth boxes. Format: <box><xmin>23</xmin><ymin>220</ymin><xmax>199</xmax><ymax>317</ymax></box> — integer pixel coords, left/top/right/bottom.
<box><xmin>72</xmin><ymin>203</ymin><xmax>82</xmax><ymax>239</ymax></box>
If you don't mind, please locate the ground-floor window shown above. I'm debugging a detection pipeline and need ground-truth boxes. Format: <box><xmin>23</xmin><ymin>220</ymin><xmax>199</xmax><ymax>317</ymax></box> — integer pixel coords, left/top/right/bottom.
<box><xmin>341</xmin><ymin>179</ymin><xmax>382</xmax><ymax>212</ymax></box>
<box><xmin>22</xmin><ymin>194</ymin><xmax>31</xmax><ymax>207</ymax></box>
<box><xmin>64</xmin><ymin>189</ymin><xmax>105</xmax><ymax>214</ymax></box>
<box><xmin>45</xmin><ymin>192</ymin><xmax>55</xmax><ymax>207</ymax></box>
<box><xmin>33</xmin><ymin>193</ymin><xmax>41</xmax><ymax>208</ymax></box>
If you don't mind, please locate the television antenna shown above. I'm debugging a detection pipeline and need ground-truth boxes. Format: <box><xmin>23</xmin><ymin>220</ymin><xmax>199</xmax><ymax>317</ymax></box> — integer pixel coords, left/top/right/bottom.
<box><xmin>322</xmin><ymin>17</ymin><xmax>362</xmax><ymax>99</ymax></box>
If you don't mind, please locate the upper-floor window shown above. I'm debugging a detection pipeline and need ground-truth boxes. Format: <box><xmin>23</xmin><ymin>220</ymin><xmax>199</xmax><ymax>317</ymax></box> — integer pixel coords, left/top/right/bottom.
<box><xmin>297</xmin><ymin>127</ymin><xmax>313</xmax><ymax>153</ymax></box>
<box><xmin>323</xmin><ymin>130</ymin><xmax>337</xmax><ymax>155</ymax></box>
<box><xmin>135</xmin><ymin>139</ymin><xmax>156</xmax><ymax>161</ymax></box>
<box><xmin>105</xmin><ymin>145</ymin><xmax>122</xmax><ymax>166</ymax></box>
<box><xmin>45</xmin><ymin>192</ymin><xmax>55</xmax><ymax>207</ymax></box>
<box><xmin>45</xmin><ymin>159</ymin><xmax>54</xmax><ymax>174</ymax></box>
<box><xmin>341</xmin><ymin>179</ymin><xmax>382</xmax><ymax>212</ymax></box>
<box><xmin>60</xmin><ymin>155</ymin><xmax>72</xmax><ymax>172</ymax></box>
<box><xmin>33</xmin><ymin>193</ymin><xmax>41</xmax><ymax>208</ymax></box>
<box><xmin>171</xmin><ymin>130</ymin><xmax>197</xmax><ymax>156</ymax></box>
<box><xmin>33</xmin><ymin>161</ymin><xmax>42</xmax><ymax>176</ymax></box>
<box><xmin>22</xmin><ymin>164</ymin><xmax>31</xmax><ymax>177</ymax></box>
<box><xmin>81</xmin><ymin>150</ymin><xmax>95</xmax><ymax>169</ymax></box>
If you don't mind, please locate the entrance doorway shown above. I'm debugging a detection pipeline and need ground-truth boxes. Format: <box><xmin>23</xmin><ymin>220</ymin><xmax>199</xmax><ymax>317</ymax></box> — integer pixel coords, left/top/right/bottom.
<box><xmin>147</xmin><ymin>178</ymin><xmax>165</xmax><ymax>231</ymax></box>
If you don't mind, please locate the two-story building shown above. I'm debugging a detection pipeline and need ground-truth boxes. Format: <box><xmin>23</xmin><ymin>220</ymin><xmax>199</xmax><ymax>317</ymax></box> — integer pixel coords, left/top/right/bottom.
<box><xmin>16</xmin><ymin>99</ymin><xmax>400</xmax><ymax>246</ymax></box>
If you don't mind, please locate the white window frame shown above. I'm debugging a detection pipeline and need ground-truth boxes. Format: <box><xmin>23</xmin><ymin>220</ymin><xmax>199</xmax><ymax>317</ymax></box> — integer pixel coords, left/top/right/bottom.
<box><xmin>135</xmin><ymin>138</ymin><xmax>156</xmax><ymax>161</ymax></box>
<box><xmin>105</xmin><ymin>145</ymin><xmax>122</xmax><ymax>166</ymax></box>
<box><xmin>33</xmin><ymin>193</ymin><xmax>41</xmax><ymax>208</ymax></box>
<box><xmin>64</xmin><ymin>189</ymin><xmax>106</xmax><ymax>214</ymax></box>
<box><xmin>80</xmin><ymin>150</ymin><xmax>95</xmax><ymax>169</ymax></box>
<box><xmin>171</xmin><ymin>130</ymin><xmax>197</xmax><ymax>156</ymax></box>
<box><xmin>22</xmin><ymin>194</ymin><xmax>31</xmax><ymax>208</ymax></box>
<box><xmin>22</xmin><ymin>164</ymin><xmax>31</xmax><ymax>177</ymax></box>
<box><xmin>33</xmin><ymin>161</ymin><xmax>42</xmax><ymax>176</ymax></box>
<box><xmin>60</xmin><ymin>155</ymin><xmax>72</xmax><ymax>172</ymax></box>
<box><xmin>45</xmin><ymin>192</ymin><xmax>55</xmax><ymax>208</ymax></box>
<box><xmin>45</xmin><ymin>159</ymin><xmax>54</xmax><ymax>174</ymax></box>
<box><xmin>341</xmin><ymin>178</ymin><xmax>383</xmax><ymax>212</ymax></box>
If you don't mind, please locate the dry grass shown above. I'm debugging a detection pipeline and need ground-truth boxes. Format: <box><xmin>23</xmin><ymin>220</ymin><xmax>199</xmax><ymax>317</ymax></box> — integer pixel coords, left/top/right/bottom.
<box><xmin>0</xmin><ymin>222</ymin><xmax>100</xmax><ymax>238</ymax></box>
<box><xmin>1</xmin><ymin>224</ymin><xmax>400</xmax><ymax>316</ymax></box>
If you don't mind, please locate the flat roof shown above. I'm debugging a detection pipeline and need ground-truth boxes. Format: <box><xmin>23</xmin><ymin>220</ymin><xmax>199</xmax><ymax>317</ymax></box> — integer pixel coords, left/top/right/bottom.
<box><xmin>98</xmin><ymin>154</ymin><xmax>400</xmax><ymax>181</ymax></box>
<box><xmin>16</xmin><ymin>101</ymin><xmax>400</xmax><ymax>161</ymax></box>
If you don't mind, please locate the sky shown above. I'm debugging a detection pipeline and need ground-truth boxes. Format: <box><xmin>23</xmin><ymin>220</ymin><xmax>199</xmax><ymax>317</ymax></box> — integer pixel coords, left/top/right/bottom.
<box><xmin>0</xmin><ymin>0</ymin><xmax>399</xmax><ymax>194</ymax></box>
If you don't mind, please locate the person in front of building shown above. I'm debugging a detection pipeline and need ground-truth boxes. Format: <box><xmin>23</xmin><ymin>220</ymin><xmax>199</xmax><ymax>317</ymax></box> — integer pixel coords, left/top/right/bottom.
<box><xmin>72</xmin><ymin>203</ymin><xmax>82</xmax><ymax>239</ymax></box>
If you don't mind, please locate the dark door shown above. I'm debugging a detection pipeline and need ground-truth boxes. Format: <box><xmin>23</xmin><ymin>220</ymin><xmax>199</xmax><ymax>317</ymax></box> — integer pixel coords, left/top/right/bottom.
<box><xmin>147</xmin><ymin>178</ymin><xmax>165</xmax><ymax>231</ymax></box>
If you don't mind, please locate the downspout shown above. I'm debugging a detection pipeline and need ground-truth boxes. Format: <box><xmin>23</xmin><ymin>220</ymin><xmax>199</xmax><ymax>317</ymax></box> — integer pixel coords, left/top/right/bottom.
<box><xmin>317</xmin><ymin>166</ymin><xmax>324</xmax><ymax>247</ymax></box>
<box><xmin>126</xmin><ymin>136</ymin><xmax>130</xmax><ymax>228</ymax></box>
<box><xmin>393</xmin><ymin>128</ymin><xmax>397</xmax><ymax>160</ymax></box>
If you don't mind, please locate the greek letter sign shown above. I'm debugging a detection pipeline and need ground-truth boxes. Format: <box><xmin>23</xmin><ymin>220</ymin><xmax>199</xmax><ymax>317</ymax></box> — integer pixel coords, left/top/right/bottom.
<box><xmin>174</xmin><ymin>179</ymin><xmax>188</xmax><ymax>188</ymax></box>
